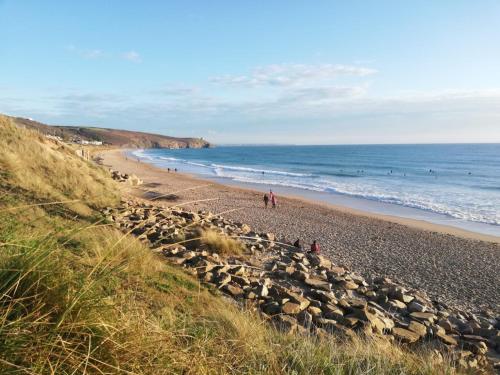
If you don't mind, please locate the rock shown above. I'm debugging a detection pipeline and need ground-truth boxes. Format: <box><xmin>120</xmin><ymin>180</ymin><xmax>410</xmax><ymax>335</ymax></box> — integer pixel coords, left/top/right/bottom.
<box><xmin>344</xmin><ymin>297</ymin><xmax>367</xmax><ymax>309</ymax></box>
<box><xmin>315</xmin><ymin>318</ymin><xmax>342</xmax><ymax>333</ymax></box>
<box><xmin>307</xmin><ymin>306</ymin><xmax>323</xmax><ymax>316</ymax></box>
<box><xmin>462</xmin><ymin>341</ymin><xmax>488</xmax><ymax>355</ymax></box>
<box><xmin>388</xmin><ymin>299</ymin><xmax>407</xmax><ymax>310</ymax></box>
<box><xmin>462</xmin><ymin>334</ymin><xmax>488</xmax><ymax>343</ymax></box>
<box><xmin>392</xmin><ymin>327</ymin><xmax>421</xmax><ymax>343</ymax></box>
<box><xmin>438</xmin><ymin>319</ymin><xmax>455</xmax><ymax>333</ymax></box>
<box><xmin>341</xmin><ymin>316</ymin><xmax>360</xmax><ymax>328</ymax></box>
<box><xmin>408</xmin><ymin>321</ymin><xmax>427</xmax><ymax>337</ymax></box>
<box><xmin>272</xmin><ymin>314</ymin><xmax>298</xmax><ymax>334</ymax></box>
<box><xmin>263</xmin><ymin>232</ymin><xmax>276</xmax><ymax>242</ymax></box>
<box><xmin>408</xmin><ymin>301</ymin><xmax>427</xmax><ymax>313</ymax></box>
<box><xmin>374</xmin><ymin>276</ymin><xmax>392</xmax><ymax>285</ymax></box>
<box><xmin>214</xmin><ymin>272</ymin><xmax>231</xmax><ymax>286</ymax></box>
<box><xmin>223</xmin><ymin>284</ymin><xmax>244</xmax><ymax>297</ymax></box>
<box><xmin>365</xmin><ymin>291</ymin><xmax>377</xmax><ymax>299</ymax></box>
<box><xmin>285</xmin><ymin>291</ymin><xmax>311</xmax><ymax>310</ymax></box>
<box><xmin>231</xmin><ymin>275</ymin><xmax>250</xmax><ymax>286</ymax></box>
<box><xmin>436</xmin><ymin>331</ymin><xmax>458</xmax><ymax>346</ymax></box>
<box><xmin>350</xmin><ymin>274</ymin><xmax>366</xmax><ymax>285</ymax></box>
<box><xmin>328</xmin><ymin>266</ymin><xmax>346</xmax><ymax>276</ymax></box>
<box><xmin>388</xmin><ymin>286</ymin><xmax>414</xmax><ymax>304</ymax></box>
<box><xmin>410</xmin><ymin>312</ymin><xmax>437</xmax><ymax>323</ymax></box>
<box><xmin>323</xmin><ymin>306</ymin><xmax>344</xmax><ymax>321</ymax></box>
<box><xmin>381</xmin><ymin>317</ymin><xmax>395</xmax><ymax>330</ymax></box>
<box><xmin>282</xmin><ymin>302</ymin><xmax>303</xmax><ymax>315</ymax></box>
<box><xmin>180</xmin><ymin>250</ymin><xmax>196</xmax><ymax>259</ymax></box>
<box><xmin>295</xmin><ymin>262</ymin><xmax>309</xmax><ymax>273</ymax></box>
<box><xmin>202</xmin><ymin>272</ymin><xmax>213</xmax><ymax>283</ymax></box>
<box><xmin>370</xmin><ymin>317</ymin><xmax>387</xmax><ymax>334</ymax></box>
<box><xmin>262</xmin><ymin>302</ymin><xmax>281</xmax><ymax>315</ymax></box>
<box><xmin>308</xmin><ymin>290</ymin><xmax>336</xmax><ymax>305</ymax></box>
<box><xmin>246</xmin><ymin>291</ymin><xmax>257</xmax><ymax>299</ymax></box>
<box><xmin>255</xmin><ymin>284</ymin><xmax>269</xmax><ymax>297</ymax></box>
<box><xmin>307</xmin><ymin>254</ymin><xmax>331</xmax><ymax>268</ymax></box>
<box><xmin>304</xmin><ymin>278</ymin><xmax>331</xmax><ymax>291</ymax></box>
<box><xmin>229</xmin><ymin>265</ymin><xmax>247</xmax><ymax>276</ymax></box>
<box><xmin>292</xmin><ymin>270</ymin><xmax>309</xmax><ymax>281</ymax></box>
<box><xmin>341</xmin><ymin>280</ymin><xmax>359</xmax><ymax>290</ymax></box>
<box><xmin>240</xmin><ymin>223</ymin><xmax>251</xmax><ymax>234</ymax></box>
<box><xmin>180</xmin><ymin>212</ymin><xmax>200</xmax><ymax>222</ymax></box>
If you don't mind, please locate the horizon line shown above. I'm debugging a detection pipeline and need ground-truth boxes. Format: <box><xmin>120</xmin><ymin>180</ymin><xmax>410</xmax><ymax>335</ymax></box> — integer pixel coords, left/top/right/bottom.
<box><xmin>213</xmin><ymin>142</ymin><xmax>500</xmax><ymax>147</ymax></box>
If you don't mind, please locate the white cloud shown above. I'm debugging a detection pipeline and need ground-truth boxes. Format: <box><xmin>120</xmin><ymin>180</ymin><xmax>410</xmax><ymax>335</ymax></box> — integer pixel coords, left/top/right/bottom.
<box><xmin>66</xmin><ymin>45</ymin><xmax>105</xmax><ymax>60</ymax></box>
<box><xmin>278</xmin><ymin>86</ymin><xmax>367</xmax><ymax>105</ymax></box>
<box><xmin>152</xmin><ymin>86</ymin><xmax>200</xmax><ymax>96</ymax></box>
<box><xmin>122</xmin><ymin>50</ymin><xmax>142</xmax><ymax>63</ymax></box>
<box><xmin>66</xmin><ymin>45</ymin><xmax>142</xmax><ymax>63</ymax></box>
<box><xmin>210</xmin><ymin>63</ymin><xmax>377</xmax><ymax>87</ymax></box>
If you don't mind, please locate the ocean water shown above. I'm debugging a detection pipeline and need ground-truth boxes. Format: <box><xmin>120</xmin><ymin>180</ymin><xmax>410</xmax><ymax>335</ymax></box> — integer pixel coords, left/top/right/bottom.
<box><xmin>131</xmin><ymin>144</ymin><xmax>500</xmax><ymax>230</ymax></box>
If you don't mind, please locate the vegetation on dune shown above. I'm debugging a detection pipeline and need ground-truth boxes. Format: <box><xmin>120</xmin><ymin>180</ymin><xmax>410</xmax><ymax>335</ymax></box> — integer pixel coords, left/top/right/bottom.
<box><xmin>0</xmin><ymin>119</ymin><xmax>462</xmax><ymax>374</ymax></box>
<box><xmin>0</xmin><ymin>116</ymin><xmax>118</xmax><ymax>216</ymax></box>
<box><xmin>200</xmin><ymin>229</ymin><xmax>245</xmax><ymax>256</ymax></box>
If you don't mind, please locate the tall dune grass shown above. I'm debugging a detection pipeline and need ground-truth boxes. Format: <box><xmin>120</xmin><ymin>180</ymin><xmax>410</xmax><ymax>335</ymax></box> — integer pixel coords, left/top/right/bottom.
<box><xmin>0</xmin><ymin>116</ymin><xmax>118</xmax><ymax>216</ymax></box>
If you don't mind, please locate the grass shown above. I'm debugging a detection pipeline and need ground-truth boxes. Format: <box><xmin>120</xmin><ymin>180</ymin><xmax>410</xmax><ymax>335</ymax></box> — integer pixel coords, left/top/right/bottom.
<box><xmin>200</xmin><ymin>229</ymin><xmax>245</xmax><ymax>256</ymax></box>
<box><xmin>0</xmin><ymin>117</ymin><xmax>464</xmax><ymax>374</ymax></box>
<box><xmin>0</xmin><ymin>116</ymin><xmax>119</xmax><ymax>216</ymax></box>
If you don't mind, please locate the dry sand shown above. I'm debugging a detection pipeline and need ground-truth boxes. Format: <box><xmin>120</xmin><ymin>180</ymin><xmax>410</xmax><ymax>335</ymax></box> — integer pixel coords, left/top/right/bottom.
<box><xmin>101</xmin><ymin>149</ymin><xmax>500</xmax><ymax>314</ymax></box>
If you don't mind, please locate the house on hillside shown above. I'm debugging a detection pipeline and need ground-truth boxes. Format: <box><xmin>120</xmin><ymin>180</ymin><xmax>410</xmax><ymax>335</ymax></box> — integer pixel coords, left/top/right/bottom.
<box><xmin>45</xmin><ymin>134</ymin><xmax>63</xmax><ymax>141</ymax></box>
<box><xmin>72</xmin><ymin>138</ymin><xmax>103</xmax><ymax>146</ymax></box>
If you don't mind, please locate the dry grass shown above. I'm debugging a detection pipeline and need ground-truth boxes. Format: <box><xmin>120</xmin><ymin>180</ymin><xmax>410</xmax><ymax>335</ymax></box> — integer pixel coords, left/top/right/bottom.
<box><xmin>200</xmin><ymin>229</ymin><xmax>245</xmax><ymax>256</ymax></box>
<box><xmin>0</xmin><ymin>116</ymin><xmax>118</xmax><ymax>216</ymax></box>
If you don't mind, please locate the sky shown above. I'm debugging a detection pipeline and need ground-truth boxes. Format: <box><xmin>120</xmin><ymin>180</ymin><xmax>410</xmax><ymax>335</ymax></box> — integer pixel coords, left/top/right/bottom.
<box><xmin>1</xmin><ymin>0</ymin><xmax>500</xmax><ymax>144</ymax></box>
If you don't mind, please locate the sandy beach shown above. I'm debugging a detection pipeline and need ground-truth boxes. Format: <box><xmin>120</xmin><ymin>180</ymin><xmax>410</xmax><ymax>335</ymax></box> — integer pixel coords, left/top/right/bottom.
<box><xmin>101</xmin><ymin>149</ymin><xmax>500</xmax><ymax>313</ymax></box>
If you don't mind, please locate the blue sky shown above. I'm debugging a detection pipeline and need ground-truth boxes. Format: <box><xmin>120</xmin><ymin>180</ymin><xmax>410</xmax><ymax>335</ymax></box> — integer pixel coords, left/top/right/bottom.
<box><xmin>1</xmin><ymin>0</ymin><xmax>500</xmax><ymax>144</ymax></box>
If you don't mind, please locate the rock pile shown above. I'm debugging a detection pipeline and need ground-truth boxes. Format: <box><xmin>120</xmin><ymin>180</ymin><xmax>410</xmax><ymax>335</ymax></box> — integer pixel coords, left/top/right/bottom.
<box><xmin>104</xmin><ymin>200</ymin><xmax>500</xmax><ymax>372</ymax></box>
<box><xmin>110</xmin><ymin>170</ymin><xmax>143</xmax><ymax>186</ymax></box>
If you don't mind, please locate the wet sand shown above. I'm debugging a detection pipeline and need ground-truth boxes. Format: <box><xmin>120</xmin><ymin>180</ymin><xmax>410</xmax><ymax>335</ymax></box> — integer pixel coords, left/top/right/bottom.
<box><xmin>101</xmin><ymin>149</ymin><xmax>500</xmax><ymax>313</ymax></box>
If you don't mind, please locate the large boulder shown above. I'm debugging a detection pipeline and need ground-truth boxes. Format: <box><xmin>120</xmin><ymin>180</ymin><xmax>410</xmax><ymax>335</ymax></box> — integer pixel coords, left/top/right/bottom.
<box><xmin>392</xmin><ymin>327</ymin><xmax>421</xmax><ymax>343</ymax></box>
<box><xmin>307</xmin><ymin>254</ymin><xmax>332</xmax><ymax>269</ymax></box>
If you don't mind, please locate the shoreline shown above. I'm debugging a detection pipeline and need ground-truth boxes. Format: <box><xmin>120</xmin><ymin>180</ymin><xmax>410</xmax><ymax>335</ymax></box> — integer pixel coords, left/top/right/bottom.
<box><xmin>124</xmin><ymin>148</ymin><xmax>499</xmax><ymax>244</ymax></box>
<box><xmin>100</xmin><ymin>148</ymin><xmax>500</xmax><ymax>312</ymax></box>
<box><xmin>205</xmin><ymin>176</ymin><xmax>500</xmax><ymax>243</ymax></box>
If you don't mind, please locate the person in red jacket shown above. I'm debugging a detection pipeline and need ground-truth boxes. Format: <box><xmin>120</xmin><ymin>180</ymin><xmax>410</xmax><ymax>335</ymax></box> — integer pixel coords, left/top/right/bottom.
<box><xmin>309</xmin><ymin>240</ymin><xmax>320</xmax><ymax>253</ymax></box>
<box><xmin>271</xmin><ymin>194</ymin><xmax>277</xmax><ymax>208</ymax></box>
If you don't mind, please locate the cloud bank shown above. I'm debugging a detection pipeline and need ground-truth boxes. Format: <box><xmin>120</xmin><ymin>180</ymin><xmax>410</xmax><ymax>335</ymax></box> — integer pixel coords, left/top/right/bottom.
<box><xmin>210</xmin><ymin>64</ymin><xmax>377</xmax><ymax>87</ymax></box>
<box><xmin>2</xmin><ymin>62</ymin><xmax>499</xmax><ymax>144</ymax></box>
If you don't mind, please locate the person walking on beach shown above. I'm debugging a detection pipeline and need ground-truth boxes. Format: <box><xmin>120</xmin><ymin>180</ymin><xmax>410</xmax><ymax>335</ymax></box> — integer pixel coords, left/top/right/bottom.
<box><xmin>271</xmin><ymin>194</ymin><xmax>277</xmax><ymax>208</ymax></box>
<box><xmin>308</xmin><ymin>240</ymin><xmax>320</xmax><ymax>254</ymax></box>
<box><xmin>263</xmin><ymin>193</ymin><xmax>269</xmax><ymax>208</ymax></box>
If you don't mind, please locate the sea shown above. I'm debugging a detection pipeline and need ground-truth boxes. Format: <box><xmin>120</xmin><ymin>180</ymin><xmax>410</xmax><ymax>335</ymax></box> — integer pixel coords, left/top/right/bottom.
<box><xmin>130</xmin><ymin>144</ymin><xmax>500</xmax><ymax>237</ymax></box>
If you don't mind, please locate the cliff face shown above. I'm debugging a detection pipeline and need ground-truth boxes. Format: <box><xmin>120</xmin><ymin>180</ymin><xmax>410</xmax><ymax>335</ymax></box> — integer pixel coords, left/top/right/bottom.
<box><xmin>10</xmin><ymin>116</ymin><xmax>211</xmax><ymax>149</ymax></box>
